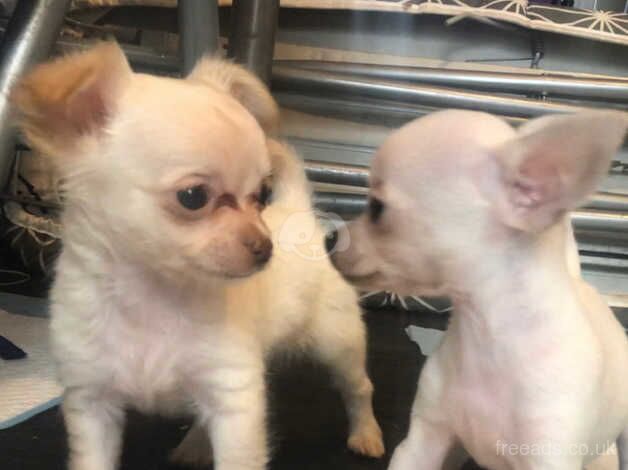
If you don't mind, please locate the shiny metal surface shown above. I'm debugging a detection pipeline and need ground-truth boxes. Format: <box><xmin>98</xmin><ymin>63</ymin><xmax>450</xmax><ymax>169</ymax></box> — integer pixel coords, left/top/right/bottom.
<box><xmin>277</xmin><ymin>92</ymin><xmax>433</xmax><ymax>125</ymax></box>
<box><xmin>313</xmin><ymin>192</ymin><xmax>366</xmax><ymax>216</ymax></box>
<box><xmin>272</xmin><ymin>66</ymin><xmax>587</xmax><ymax>118</ymax></box>
<box><xmin>306</xmin><ymin>162</ymin><xmax>369</xmax><ymax>187</ymax></box>
<box><xmin>50</xmin><ymin>41</ymin><xmax>627</xmax><ymax>117</ymax></box>
<box><xmin>56</xmin><ymin>38</ymin><xmax>180</xmax><ymax>74</ymax></box>
<box><xmin>228</xmin><ymin>0</ymin><xmax>279</xmax><ymax>83</ymax></box>
<box><xmin>278</xmin><ymin>61</ymin><xmax>628</xmax><ymax>102</ymax></box>
<box><xmin>0</xmin><ymin>0</ymin><xmax>70</xmax><ymax>189</ymax></box>
<box><xmin>572</xmin><ymin>211</ymin><xmax>628</xmax><ymax>234</ymax></box>
<box><xmin>178</xmin><ymin>0</ymin><xmax>219</xmax><ymax>75</ymax></box>
<box><xmin>584</xmin><ymin>192</ymin><xmax>628</xmax><ymax>212</ymax></box>
<box><xmin>277</xmin><ymin>92</ymin><xmax>530</xmax><ymax>128</ymax></box>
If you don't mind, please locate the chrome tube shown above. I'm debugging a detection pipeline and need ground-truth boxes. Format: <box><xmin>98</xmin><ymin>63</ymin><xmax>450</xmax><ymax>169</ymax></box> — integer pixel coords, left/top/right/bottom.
<box><xmin>572</xmin><ymin>211</ymin><xmax>628</xmax><ymax>234</ymax></box>
<box><xmin>178</xmin><ymin>0</ymin><xmax>219</xmax><ymax>75</ymax></box>
<box><xmin>228</xmin><ymin>0</ymin><xmax>279</xmax><ymax>84</ymax></box>
<box><xmin>305</xmin><ymin>164</ymin><xmax>628</xmax><ymax>213</ymax></box>
<box><xmin>0</xmin><ymin>0</ymin><xmax>70</xmax><ymax>189</ymax></box>
<box><xmin>276</xmin><ymin>92</ymin><xmax>527</xmax><ymax>127</ymax></box>
<box><xmin>50</xmin><ymin>40</ymin><xmax>628</xmax><ymax>112</ymax></box>
<box><xmin>56</xmin><ymin>38</ymin><xmax>180</xmax><ymax>74</ymax></box>
<box><xmin>278</xmin><ymin>61</ymin><xmax>628</xmax><ymax>102</ymax></box>
<box><xmin>272</xmin><ymin>66</ymin><xmax>586</xmax><ymax>118</ymax></box>
<box><xmin>313</xmin><ymin>192</ymin><xmax>366</xmax><ymax>216</ymax></box>
<box><xmin>305</xmin><ymin>162</ymin><xmax>369</xmax><ymax>187</ymax></box>
<box><xmin>584</xmin><ymin>192</ymin><xmax>628</xmax><ymax>212</ymax></box>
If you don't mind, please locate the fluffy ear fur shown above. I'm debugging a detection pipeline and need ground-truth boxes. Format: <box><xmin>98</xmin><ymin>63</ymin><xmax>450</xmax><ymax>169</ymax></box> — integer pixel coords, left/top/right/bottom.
<box><xmin>488</xmin><ymin>111</ymin><xmax>627</xmax><ymax>233</ymax></box>
<box><xmin>187</xmin><ymin>57</ymin><xmax>279</xmax><ymax>134</ymax></box>
<box><xmin>265</xmin><ymin>139</ymin><xmax>311</xmax><ymax>207</ymax></box>
<box><xmin>11</xmin><ymin>42</ymin><xmax>131</xmax><ymax>160</ymax></box>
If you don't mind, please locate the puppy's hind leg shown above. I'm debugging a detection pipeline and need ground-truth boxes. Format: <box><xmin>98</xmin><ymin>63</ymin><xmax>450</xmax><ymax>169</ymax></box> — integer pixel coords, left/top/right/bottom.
<box><xmin>309</xmin><ymin>298</ymin><xmax>384</xmax><ymax>458</ymax></box>
<box><xmin>170</xmin><ymin>421</ymin><xmax>213</xmax><ymax>468</ymax></box>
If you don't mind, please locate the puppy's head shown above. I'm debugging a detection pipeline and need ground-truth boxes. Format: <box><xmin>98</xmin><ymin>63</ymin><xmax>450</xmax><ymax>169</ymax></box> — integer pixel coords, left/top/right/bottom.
<box><xmin>329</xmin><ymin>109</ymin><xmax>627</xmax><ymax>295</ymax></box>
<box><xmin>12</xmin><ymin>43</ymin><xmax>280</xmax><ymax>280</ymax></box>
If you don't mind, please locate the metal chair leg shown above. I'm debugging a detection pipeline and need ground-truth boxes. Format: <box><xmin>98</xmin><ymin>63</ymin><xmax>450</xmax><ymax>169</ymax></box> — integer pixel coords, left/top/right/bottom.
<box><xmin>228</xmin><ymin>0</ymin><xmax>279</xmax><ymax>84</ymax></box>
<box><xmin>178</xmin><ymin>0</ymin><xmax>220</xmax><ymax>75</ymax></box>
<box><xmin>0</xmin><ymin>0</ymin><xmax>70</xmax><ymax>192</ymax></box>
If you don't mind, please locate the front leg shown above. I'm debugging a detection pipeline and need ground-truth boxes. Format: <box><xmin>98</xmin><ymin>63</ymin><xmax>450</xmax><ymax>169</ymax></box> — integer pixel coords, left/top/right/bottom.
<box><xmin>63</xmin><ymin>387</ymin><xmax>125</xmax><ymax>470</ymax></box>
<box><xmin>388</xmin><ymin>415</ymin><xmax>456</xmax><ymax>470</ymax></box>
<box><xmin>196</xmin><ymin>356</ymin><xmax>268</xmax><ymax>470</ymax></box>
<box><xmin>388</xmin><ymin>352</ymin><xmax>458</xmax><ymax>470</ymax></box>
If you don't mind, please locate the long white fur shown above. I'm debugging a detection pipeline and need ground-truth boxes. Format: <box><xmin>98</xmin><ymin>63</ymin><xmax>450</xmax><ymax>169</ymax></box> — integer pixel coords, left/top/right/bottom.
<box><xmin>52</xmin><ymin>141</ymin><xmax>384</xmax><ymax>470</ymax></box>
<box><xmin>12</xmin><ymin>44</ymin><xmax>383</xmax><ymax>470</ymax></box>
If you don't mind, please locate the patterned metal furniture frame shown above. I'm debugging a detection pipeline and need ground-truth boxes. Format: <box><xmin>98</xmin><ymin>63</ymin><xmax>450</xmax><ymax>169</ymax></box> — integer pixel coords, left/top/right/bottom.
<box><xmin>70</xmin><ymin>0</ymin><xmax>628</xmax><ymax>46</ymax></box>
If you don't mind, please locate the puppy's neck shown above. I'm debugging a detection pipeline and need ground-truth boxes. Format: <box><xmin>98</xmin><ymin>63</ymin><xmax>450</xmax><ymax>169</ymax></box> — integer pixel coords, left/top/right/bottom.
<box><xmin>447</xmin><ymin>219</ymin><xmax>581</xmax><ymax>336</ymax></box>
<box><xmin>113</xmin><ymin>262</ymin><xmax>226</xmax><ymax>319</ymax></box>
<box><xmin>62</xmin><ymin>239</ymin><xmax>228</xmax><ymax>323</ymax></box>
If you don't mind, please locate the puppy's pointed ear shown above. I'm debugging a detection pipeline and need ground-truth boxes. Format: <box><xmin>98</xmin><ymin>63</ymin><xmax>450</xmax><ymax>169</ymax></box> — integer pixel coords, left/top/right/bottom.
<box><xmin>187</xmin><ymin>58</ymin><xmax>279</xmax><ymax>134</ymax></box>
<box><xmin>11</xmin><ymin>42</ymin><xmax>131</xmax><ymax>160</ymax></box>
<box><xmin>487</xmin><ymin>111</ymin><xmax>627</xmax><ymax>233</ymax></box>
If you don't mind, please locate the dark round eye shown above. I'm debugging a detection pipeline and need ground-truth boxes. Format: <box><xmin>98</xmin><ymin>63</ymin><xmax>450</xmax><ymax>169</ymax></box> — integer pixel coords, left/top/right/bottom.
<box><xmin>177</xmin><ymin>185</ymin><xmax>209</xmax><ymax>210</ymax></box>
<box><xmin>258</xmin><ymin>183</ymin><xmax>272</xmax><ymax>207</ymax></box>
<box><xmin>369</xmin><ymin>197</ymin><xmax>384</xmax><ymax>223</ymax></box>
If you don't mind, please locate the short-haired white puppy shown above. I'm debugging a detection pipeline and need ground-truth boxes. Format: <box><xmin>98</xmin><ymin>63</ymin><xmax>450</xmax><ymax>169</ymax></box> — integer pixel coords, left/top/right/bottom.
<box><xmin>328</xmin><ymin>109</ymin><xmax>628</xmax><ymax>470</ymax></box>
<box><xmin>12</xmin><ymin>43</ymin><xmax>383</xmax><ymax>470</ymax></box>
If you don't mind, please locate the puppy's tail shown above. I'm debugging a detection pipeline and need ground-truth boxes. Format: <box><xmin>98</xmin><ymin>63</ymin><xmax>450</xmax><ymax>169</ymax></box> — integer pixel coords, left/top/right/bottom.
<box><xmin>267</xmin><ymin>139</ymin><xmax>313</xmax><ymax>210</ymax></box>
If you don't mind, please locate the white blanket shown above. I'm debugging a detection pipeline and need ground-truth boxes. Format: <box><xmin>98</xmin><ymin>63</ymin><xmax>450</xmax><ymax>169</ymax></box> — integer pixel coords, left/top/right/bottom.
<box><xmin>0</xmin><ymin>310</ymin><xmax>62</xmax><ymax>429</ymax></box>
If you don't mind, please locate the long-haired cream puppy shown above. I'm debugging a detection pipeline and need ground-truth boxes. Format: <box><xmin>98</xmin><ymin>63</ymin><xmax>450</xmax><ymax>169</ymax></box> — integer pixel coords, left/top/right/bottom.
<box><xmin>12</xmin><ymin>43</ymin><xmax>383</xmax><ymax>470</ymax></box>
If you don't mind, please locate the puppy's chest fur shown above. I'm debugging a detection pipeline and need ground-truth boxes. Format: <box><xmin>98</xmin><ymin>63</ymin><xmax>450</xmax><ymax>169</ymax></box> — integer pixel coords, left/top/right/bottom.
<box><xmin>53</xmin><ymin>269</ymin><xmax>222</xmax><ymax>414</ymax></box>
<box><xmin>97</xmin><ymin>301</ymin><xmax>199</xmax><ymax>412</ymax></box>
<box><xmin>438</xmin><ymin>300</ymin><xmax>622</xmax><ymax>468</ymax></box>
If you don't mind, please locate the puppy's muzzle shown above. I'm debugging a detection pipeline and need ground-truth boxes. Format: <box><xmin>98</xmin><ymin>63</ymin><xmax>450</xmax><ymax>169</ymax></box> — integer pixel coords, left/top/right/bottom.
<box><xmin>243</xmin><ymin>235</ymin><xmax>273</xmax><ymax>265</ymax></box>
<box><xmin>325</xmin><ymin>229</ymin><xmax>339</xmax><ymax>254</ymax></box>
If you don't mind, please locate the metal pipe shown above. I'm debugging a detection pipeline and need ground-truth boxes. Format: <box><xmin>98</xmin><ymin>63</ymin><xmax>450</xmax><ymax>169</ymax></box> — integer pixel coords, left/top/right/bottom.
<box><xmin>277</xmin><ymin>92</ymin><xmax>528</xmax><ymax>128</ymax></box>
<box><xmin>0</xmin><ymin>0</ymin><xmax>70</xmax><ymax>190</ymax></box>
<box><xmin>572</xmin><ymin>211</ymin><xmax>628</xmax><ymax>234</ymax></box>
<box><xmin>313</xmin><ymin>193</ymin><xmax>628</xmax><ymax>234</ymax></box>
<box><xmin>313</xmin><ymin>192</ymin><xmax>366</xmax><ymax>216</ymax></box>
<box><xmin>56</xmin><ymin>38</ymin><xmax>180</xmax><ymax>74</ymax></box>
<box><xmin>51</xmin><ymin>39</ymin><xmax>628</xmax><ymax>113</ymax></box>
<box><xmin>228</xmin><ymin>0</ymin><xmax>279</xmax><ymax>84</ymax></box>
<box><xmin>272</xmin><ymin>66</ymin><xmax>587</xmax><ymax>118</ymax></box>
<box><xmin>305</xmin><ymin>162</ymin><xmax>369</xmax><ymax>187</ymax></box>
<box><xmin>584</xmin><ymin>192</ymin><xmax>628</xmax><ymax>212</ymax></box>
<box><xmin>277</xmin><ymin>61</ymin><xmax>628</xmax><ymax>103</ymax></box>
<box><xmin>277</xmin><ymin>92</ymin><xmax>435</xmax><ymax>126</ymax></box>
<box><xmin>178</xmin><ymin>0</ymin><xmax>219</xmax><ymax>75</ymax></box>
<box><xmin>306</xmin><ymin>163</ymin><xmax>628</xmax><ymax>213</ymax></box>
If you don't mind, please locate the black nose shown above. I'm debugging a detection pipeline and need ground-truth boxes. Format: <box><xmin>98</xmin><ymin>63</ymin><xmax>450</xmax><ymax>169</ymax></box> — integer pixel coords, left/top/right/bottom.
<box><xmin>249</xmin><ymin>237</ymin><xmax>273</xmax><ymax>265</ymax></box>
<box><xmin>325</xmin><ymin>229</ymin><xmax>338</xmax><ymax>254</ymax></box>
